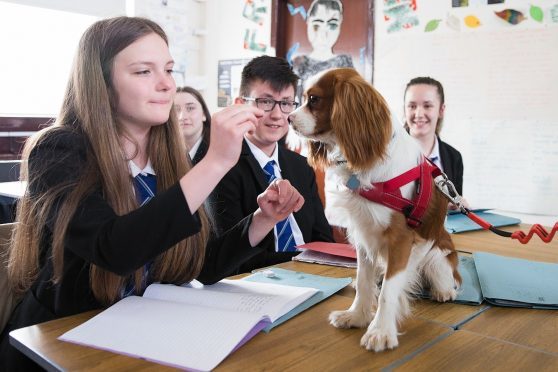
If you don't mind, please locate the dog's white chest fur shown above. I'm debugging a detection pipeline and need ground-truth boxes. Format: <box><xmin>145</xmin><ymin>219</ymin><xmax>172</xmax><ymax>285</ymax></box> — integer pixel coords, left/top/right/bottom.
<box><xmin>324</xmin><ymin>123</ymin><xmax>423</xmax><ymax>232</ymax></box>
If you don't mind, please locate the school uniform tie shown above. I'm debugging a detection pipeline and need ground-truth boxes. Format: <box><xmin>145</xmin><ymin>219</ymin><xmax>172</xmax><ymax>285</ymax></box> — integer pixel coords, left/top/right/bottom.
<box><xmin>134</xmin><ymin>173</ymin><xmax>157</xmax><ymax>206</ymax></box>
<box><xmin>122</xmin><ymin>173</ymin><xmax>157</xmax><ymax>298</ymax></box>
<box><xmin>262</xmin><ymin>160</ymin><xmax>297</xmax><ymax>252</ymax></box>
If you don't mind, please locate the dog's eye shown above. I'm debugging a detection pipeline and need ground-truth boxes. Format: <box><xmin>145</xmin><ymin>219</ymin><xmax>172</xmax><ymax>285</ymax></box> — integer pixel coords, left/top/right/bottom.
<box><xmin>308</xmin><ymin>95</ymin><xmax>321</xmax><ymax>107</ymax></box>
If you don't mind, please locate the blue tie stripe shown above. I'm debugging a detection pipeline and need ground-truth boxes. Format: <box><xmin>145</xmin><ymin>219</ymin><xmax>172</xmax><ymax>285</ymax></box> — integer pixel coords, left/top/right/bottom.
<box><xmin>263</xmin><ymin>161</ymin><xmax>297</xmax><ymax>252</ymax></box>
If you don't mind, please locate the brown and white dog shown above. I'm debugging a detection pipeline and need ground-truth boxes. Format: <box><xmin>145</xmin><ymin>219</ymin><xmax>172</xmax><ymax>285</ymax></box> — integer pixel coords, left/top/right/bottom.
<box><xmin>289</xmin><ymin>68</ymin><xmax>461</xmax><ymax>352</ymax></box>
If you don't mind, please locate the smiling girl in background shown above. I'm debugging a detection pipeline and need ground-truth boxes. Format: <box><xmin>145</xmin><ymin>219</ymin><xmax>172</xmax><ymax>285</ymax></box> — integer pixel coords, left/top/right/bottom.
<box><xmin>404</xmin><ymin>76</ymin><xmax>464</xmax><ymax>196</ymax></box>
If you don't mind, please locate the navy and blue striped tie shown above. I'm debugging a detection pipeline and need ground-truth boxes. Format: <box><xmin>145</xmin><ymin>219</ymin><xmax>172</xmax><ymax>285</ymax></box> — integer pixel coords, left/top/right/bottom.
<box><xmin>263</xmin><ymin>160</ymin><xmax>296</xmax><ymax>252</ymax></box>
<box><xmin>134</xmin><ymin>173</ymin><xmax>156</xmax><ymax>206</ymax></box>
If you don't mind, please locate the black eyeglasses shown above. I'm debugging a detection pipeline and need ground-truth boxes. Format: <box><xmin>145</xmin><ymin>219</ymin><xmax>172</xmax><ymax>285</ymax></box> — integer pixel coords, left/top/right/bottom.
<box><xmin>242</xmin><ymin>97</ymin><xmax>299</xmax><ymax>114</ymax></box>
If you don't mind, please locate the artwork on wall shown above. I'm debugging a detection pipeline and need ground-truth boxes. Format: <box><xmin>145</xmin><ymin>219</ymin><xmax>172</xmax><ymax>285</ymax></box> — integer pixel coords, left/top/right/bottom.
<box><xmin>379</xmin><ymin>0</ymin><xmax>556</xmax><ymax>35</ymax></box>
<box><xmin>273</xmin><ymin>0</ymin><xmax>373</xmax><ymax>103</ymax></box>
<box><xmin>242</xmin><ymin>0</ymin><xmax>271</xmax><ymax>52</ymax></box>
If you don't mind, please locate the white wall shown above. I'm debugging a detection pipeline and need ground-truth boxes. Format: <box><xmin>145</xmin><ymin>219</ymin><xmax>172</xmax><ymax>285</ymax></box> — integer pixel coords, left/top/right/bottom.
<box><xmin>203</xmin><ymin>0</ymin><xmax>274</xmax><ymax>112</ymax></box>
<box><xmin>0</xmin><ymin>0</ymin><xmax>126</xmax><ymax>17</ymax></box>
<box><xmin>373</xmin><ymin>0</ymin><xmax>558</xmax><ymax>216</ymax></box>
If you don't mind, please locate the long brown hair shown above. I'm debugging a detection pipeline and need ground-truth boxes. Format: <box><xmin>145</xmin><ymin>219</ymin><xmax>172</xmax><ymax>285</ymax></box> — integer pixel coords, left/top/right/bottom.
<box><xmin>9</xmin><ymin>17</ymin><xmax>210</xmax><ymax>305</ymax></box>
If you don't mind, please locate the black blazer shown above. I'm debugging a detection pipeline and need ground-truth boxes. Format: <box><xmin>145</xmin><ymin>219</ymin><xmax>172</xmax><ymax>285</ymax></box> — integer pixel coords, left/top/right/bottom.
<box><xmin>438</xmin><ymin>137</ymin><xmax>464</xmax><ymax>195</ymax></box>
<box><xmin>190</xmin><ymin>138</ymin><xmax>208</xmax><ymax>165</ymax></box>
<box><xmin>0</xmin><ymin>129</ymin><xmax>262</xmax><ymax>370</ymax></box>
<box><xmin>211</xmin><ymin>140</ymin><xmax>333</xmax><ymax>273</ymax></box>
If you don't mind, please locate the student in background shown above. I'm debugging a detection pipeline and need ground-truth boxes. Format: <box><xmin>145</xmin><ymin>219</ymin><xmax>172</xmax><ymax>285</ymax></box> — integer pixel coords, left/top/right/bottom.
<box><xmin>175</xmin><ymin>86</ymin><xmax>211</xmax><ymax>164</ymax></box>
<box><xmin>404</xmin><ymin>76</ymin><xmax>464</xmax><ymax>196</ymax></box>
<box><xmin>0</xmin><ymin>17</ymin><xmax>305</xmax><ymax>369</ymax></box>
<box><xmin>212</xmin><ymin>56</ymin><xmax>334</xmax><ymax>273</ymax></box>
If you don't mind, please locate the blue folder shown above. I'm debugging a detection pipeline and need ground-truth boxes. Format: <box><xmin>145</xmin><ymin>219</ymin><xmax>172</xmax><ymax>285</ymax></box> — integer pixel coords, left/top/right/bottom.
<box><xmin>473</xmin><ymin>252</ymin><xmax>558</xmax><ymax>309</ymax></box>
<box><xmin>243</xmin><ymin>268</ymin><xmax>352</xmax><ymax>332</ymax></box>
<box><xmin>445</xmin><ymin>209</ymin><xmax>521</xmax><ymax>233</ymax></box>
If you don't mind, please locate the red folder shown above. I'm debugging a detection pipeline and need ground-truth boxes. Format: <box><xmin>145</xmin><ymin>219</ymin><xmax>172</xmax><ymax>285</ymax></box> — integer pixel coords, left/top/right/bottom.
<box><xmin>296</xmin><ymin>242</ymin><xmax>357</xmax><ymax>259</ymax></box>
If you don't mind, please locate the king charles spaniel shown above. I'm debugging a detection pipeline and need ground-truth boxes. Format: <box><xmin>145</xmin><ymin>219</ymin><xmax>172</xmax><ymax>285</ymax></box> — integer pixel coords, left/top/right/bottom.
<box><xmin>289</xmin><ymin>68</ymin><xmax>461</xmax><ymax>352</ymax></box>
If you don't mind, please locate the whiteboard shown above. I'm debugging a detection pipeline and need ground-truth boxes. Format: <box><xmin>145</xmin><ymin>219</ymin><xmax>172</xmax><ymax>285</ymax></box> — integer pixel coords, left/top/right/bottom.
<box><xmin>373</xmin><ymin>0</ymin><xmax>558</xmax><ymax>215</ymax></box>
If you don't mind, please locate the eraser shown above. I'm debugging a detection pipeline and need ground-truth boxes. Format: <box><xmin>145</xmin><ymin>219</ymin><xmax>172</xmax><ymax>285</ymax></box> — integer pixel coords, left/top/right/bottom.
<box><xmin>262</xmin><ymin>269</ymin><xmax>276</xmax><ymax>278</ymax></box>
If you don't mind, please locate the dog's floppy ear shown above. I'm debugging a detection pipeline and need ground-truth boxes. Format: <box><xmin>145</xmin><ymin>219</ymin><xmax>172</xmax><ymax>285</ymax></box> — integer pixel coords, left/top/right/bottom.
<box><xmin>331</xmin><ymin>70</ymin><xmax>392</xmax><ymax>171</ymax></box>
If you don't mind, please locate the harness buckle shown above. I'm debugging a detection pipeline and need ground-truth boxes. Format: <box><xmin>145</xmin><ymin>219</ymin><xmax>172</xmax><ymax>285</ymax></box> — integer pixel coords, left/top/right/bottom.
<box><xmin>434</xmin><ymin>173</ymin><xmax>467</xmax><ymax>213</ymax></box>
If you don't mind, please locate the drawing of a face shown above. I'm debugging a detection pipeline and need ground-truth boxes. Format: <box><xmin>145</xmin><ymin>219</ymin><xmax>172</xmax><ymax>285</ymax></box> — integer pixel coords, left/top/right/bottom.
<box><xmin>307</xmin><ymin>4</ymin><xmax>342</xmax><ymax>51</ymax></box>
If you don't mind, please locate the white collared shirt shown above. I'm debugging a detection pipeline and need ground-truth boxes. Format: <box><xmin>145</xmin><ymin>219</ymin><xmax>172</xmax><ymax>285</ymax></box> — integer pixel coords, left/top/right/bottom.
<box><xmin>428</xmin><ymin>137</ymin><xmax>443</xmax><ymax>171</ymax></box>
<box><xmin>245</xmin><ymin>138</ymin><xmax>305</xmax><ymax>251</ymax></box>
<box><xmin>188</xmin><ymin>137</ymin><xmax>203</xmax><ymax>160</ymax></box>
<box><xmin>128</xmin><ymin>159</ymin><xmax>156</xmax><ymax>177</ymax></box>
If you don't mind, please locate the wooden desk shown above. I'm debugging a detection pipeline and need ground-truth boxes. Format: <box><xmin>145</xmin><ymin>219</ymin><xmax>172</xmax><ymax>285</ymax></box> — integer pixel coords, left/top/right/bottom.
<box><xmin>10</xmin><ymin>228</ymin><xmax>558</xmax><ymax>371</ymax></box>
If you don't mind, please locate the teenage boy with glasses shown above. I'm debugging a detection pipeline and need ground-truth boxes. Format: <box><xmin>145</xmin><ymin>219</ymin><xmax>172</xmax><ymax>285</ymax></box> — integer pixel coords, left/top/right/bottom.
<box><xmin>211</xmin><ymin>56</ymin><xmax>333</xmax><ymax>273</ymax></box>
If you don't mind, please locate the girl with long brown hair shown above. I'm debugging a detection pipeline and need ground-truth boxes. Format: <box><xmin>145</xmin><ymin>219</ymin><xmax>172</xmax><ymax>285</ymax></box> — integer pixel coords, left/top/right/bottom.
<box><xmin>0</xmin><ymin>16</ymin><xmax>304</xmax><ymax>369</ymax></box>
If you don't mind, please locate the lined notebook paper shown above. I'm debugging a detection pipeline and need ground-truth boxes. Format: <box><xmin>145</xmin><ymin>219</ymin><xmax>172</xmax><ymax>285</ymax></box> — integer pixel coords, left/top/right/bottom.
<box><xmin>59</xmin><ymin>280</ymin><xmax>318</xmax><ymax>371</ymax></box>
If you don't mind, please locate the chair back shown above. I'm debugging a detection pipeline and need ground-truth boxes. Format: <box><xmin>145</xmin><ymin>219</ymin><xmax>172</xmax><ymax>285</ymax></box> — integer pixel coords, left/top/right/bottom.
<box><xmin>0</xmin><ymin>223</ymin><xmax>16</xmax><ymax>331</ymax></box>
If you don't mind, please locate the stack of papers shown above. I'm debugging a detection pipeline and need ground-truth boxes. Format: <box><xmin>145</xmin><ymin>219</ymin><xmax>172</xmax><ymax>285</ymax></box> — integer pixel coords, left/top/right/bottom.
<box><xmin>293</xmin><ymin>242</ymin><xmax>357</xmax><ymax>268</ymax></box>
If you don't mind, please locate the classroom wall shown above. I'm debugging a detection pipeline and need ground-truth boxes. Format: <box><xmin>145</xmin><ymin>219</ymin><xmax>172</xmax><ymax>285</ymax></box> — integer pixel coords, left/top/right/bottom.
<box><xmin>373</xmin><ymin>0</ymin><xmax>558</xmax><ymax>215</ymax></box>
<box><xmin>132</xmin><ymin>0</ymin><xmax>274</xmax><ymax>113</ymax></box>
<box><xmin>204</xmin><ymin>0</ymin><xmax>274</xmax><ymax>113</ymax></box>
<box><xmin>0</xmin><ymin>0</ymin><xmax>125</xmax><ymax>17</ymax></box>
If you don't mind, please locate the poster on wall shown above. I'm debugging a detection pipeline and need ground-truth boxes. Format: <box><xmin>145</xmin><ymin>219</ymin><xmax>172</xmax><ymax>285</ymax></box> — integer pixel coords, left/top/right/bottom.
<box><xmin>379</xmin><ymin>0</ymin><xmax>556</xmax><ymax>36</ymax></box>
<box><xmin>217</xmin><ymin>59</ymin><xmax>252</xmax><ymax>107</ymax></box>
<box><xmin>242</xmin><ymin>0</ymin><xmax>272</xmax><ymax>53</ymax></box>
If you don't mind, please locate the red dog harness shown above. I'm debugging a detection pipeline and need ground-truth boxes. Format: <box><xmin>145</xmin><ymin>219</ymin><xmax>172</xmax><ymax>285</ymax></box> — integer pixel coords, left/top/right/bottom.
<box><xmin>351</xmin><ymin>157</ymin><xmax>442</xmax><ymax>228</ymax></box>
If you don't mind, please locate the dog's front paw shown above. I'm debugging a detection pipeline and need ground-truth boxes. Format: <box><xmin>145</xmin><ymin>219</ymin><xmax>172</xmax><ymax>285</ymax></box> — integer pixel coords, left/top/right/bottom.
<box><xmin>430</xmin><ymin>287</ymin><xmax>457</xmax><ymax>302</ymax></box>
<box><xmin>360</xmin><ymin>327</ymin><xmax>399</xmax><ymax>352</ymax></box>
<box><xmin>329</xmin><ymin>309</ymin><xmax>372</xmax><ymax>329</ymax></box>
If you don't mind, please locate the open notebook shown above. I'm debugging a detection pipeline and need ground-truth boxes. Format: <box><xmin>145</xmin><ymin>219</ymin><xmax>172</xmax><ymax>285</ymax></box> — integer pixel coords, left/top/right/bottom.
<box><xmin>59</xmin><ymin>279</ymin><xmax>318</xmax><ymax>371</ymax></box>
<box><xmin>243</xmin><ymin>268</ymin><xmax>352</xmax><ymax>331</ymax></box>
<box><xmin>421</xmin><ymin>253</ymin><xmax>558</xmax><ymax>309</ymax></box>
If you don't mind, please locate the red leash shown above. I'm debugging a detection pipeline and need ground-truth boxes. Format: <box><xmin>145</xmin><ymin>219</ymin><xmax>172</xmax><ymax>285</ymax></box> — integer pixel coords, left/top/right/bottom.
<box><xmin>349</xmin><ymin>158</ymin><xmax>558</xmax><ymax>244</ymax></box>
<box><xmin>435</xmin><ymin>175</ymin><xmax>558</xmax><ymax>244</ymax></box>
